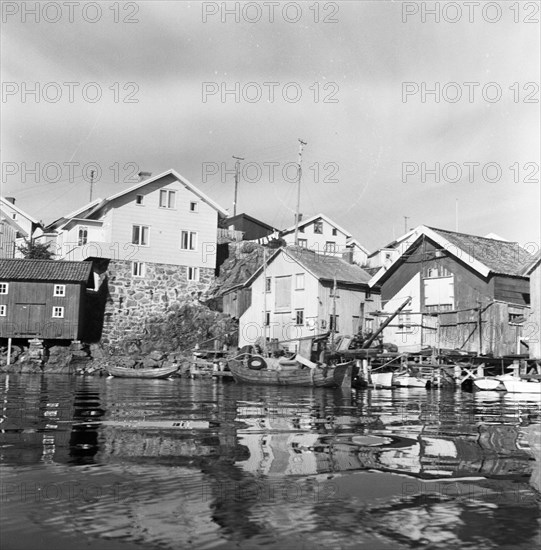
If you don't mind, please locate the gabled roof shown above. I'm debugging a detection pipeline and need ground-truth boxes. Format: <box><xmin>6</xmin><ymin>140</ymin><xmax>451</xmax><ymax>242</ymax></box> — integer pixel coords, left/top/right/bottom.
<box><xmin>369</xmin><ymin>225</ymin><xmax>534</xmax><ymax>287</ymax></box>
<box><xmin>0</xmin><ymin>196</ymin><xmax>40</xmax><ymax>225</ymax></box>
<box><xmin>47</xmin><ymin>169</ymin><xmax>228</xmax><ymax>229</ymax></box>
<box><xmin>0</xmin><ymin>214</ymin><xmax>28</xmax><ymax>237</ymax></box>
<box><xmin>245</xmin><ymin>246</ymin><xmax>372</xmax><ymax>288</ymax></box>
<box><xmin>0</xmin><ymin>259</ymin><xmax>93</xmax><ymax>282</ymax></box>
<box><xmin>224</xmin><ymin>213</ymin><xmax>276</xmax><ymax>231</ymax></box>
<box><xmin>280</xmin><ymin>213</ymin><xmax>352</xmax><ymax>238</ymax></box>
<box><xmin>346</xmin><ymin>237</ymin><xmax>370</xmax><ymax>255</ymax></box>
<box><xmin>524</xmin><ymin>250</ymin><xmax>541</xmax><ymax>276</ymax></box>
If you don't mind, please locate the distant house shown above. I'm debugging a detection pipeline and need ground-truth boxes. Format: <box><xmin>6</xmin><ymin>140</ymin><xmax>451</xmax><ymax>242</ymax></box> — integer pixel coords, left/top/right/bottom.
<box><xmin>0</xmin><ymin>197</ymin><xmax>41</xmax><ymax>258</ymax></box>
<box><xmin>239</xmin><ymin>246</ymin><xmax>380</xmax><ymax>349</ymax></box>
<box><xmin>33</xmin><ymin>169</ymin><xmax>229</xmax><ymax>345</ymax></box>
<box><xmin>0</xmin><ymin>259</ymin><xmax>93</xmax><ymax>340</ymax></box>
<box><xmin>525</xmin><ymin>251</ymin><xmax>541</xmax><ymax>359</ymax></box>
<box><xmin>368</xmin><ymin>226</ymin><xmax>533</xmax><ymax>356</ymax></box>
<box><xmin>220</xmin><ymin>213</ymin><xmax>276</xmax><ymax>241</ymax></box>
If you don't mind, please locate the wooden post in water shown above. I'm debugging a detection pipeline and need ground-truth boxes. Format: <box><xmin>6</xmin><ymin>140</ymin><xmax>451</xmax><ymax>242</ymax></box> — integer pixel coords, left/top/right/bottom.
<box><xmin>7</xmin><ymin>338</ymin><xmax>12</xmax><ymax>366</ymax></box>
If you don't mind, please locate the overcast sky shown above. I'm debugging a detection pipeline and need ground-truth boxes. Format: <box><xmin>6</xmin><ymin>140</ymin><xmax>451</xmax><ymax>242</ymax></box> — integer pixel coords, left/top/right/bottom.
<box><xmin>1</xmin><ymin>1</ymin><xmax>539</xmax><ymax>251</ymax></box>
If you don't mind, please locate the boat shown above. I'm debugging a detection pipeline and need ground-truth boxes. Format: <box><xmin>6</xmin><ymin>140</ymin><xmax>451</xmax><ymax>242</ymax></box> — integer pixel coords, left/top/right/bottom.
<box><xmin>394</xmin><ymin>374</ymin><xmax>429</xmax><ymax>388</ymax></box>
<box><xmin>370</xmin><ymin>371</ymin><xmax>394</xmax><ymax>388</ymax></box>
<box><xmin>502</xmin><ymin>378</ymin><xmax>541</xmax><ymax>394</ymax></box>
<box><xmin>228</xmin><ymin>355</ymin><xmax>353</xmax><ymax>388</ymax></box>
<box><xmin>472</xmin><ymin>377</ymin><xmax>504</xmax><ymax>391</ymax></box>
<box><xmin>105</xmin><ymin>364</ymin><xmax>179</xmax><ymax>379</ymax></box>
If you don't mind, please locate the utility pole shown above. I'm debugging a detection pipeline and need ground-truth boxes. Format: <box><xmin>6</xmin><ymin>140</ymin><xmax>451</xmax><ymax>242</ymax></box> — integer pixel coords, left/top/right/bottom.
<box><xmin>232</xmin><ymin>156</ymin><xmax>244</xmax><ymax>217</ymax></box>
<box><xmin>89</xmin><ymin>170</ymin><xmax>96</xmax><ymax>202</ymax></box>
<box><xmin>293</xmin><ymin>139</ymin><xmax>307</xmax><ymax>245</ymax></box>
<box><xmin>403</xmin><ymin>216</ymin><xmax>409</xmax><ymax>234</ymax></box>
<box><xmin>330</xmin><ymin>276</ymin><xmax>339</xmax><ymax>350</ymax></box>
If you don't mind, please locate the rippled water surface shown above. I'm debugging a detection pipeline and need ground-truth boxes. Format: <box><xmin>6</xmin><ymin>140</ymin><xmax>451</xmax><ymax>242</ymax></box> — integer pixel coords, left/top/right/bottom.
<box><xmin>1</xmin><ymin>374</ymin><xmax>540</xmax><ymax>550</ymax></box>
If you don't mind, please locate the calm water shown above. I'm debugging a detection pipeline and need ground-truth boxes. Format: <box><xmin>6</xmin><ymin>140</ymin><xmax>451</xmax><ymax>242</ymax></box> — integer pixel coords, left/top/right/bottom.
<box><xmin>1</xmin><ymin>375</ymin><xmax>540</xmax><ymax>550</ymax></box>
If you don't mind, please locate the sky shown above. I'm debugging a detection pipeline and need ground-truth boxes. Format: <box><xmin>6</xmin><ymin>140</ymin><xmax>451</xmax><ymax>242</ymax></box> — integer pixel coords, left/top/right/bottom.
<box><xmin>1</xmin><ymin>1</ymin><xmax>540</xmax><ymax>252</ymax></box>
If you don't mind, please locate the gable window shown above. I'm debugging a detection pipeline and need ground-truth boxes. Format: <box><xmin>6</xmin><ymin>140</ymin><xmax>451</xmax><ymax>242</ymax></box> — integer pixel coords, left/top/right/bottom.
<box><xmin>52</xmin><ymin>306</ymin><xmax>64</xmax><ymax>319</ymax></box>
<box><xmin>332</xmin><ymin>228</ymin><xmax>337</xmax><ymax>236</ymax></box>
<box><xmin>189</xmin><ymin>201</ymin><xmax>198</xmax><ymax>212</ymax></box>
<box><xmin>298</xmin><ymin>238</ymin><xmax>308</xmax><ymax>248</ymax></box>
<box><xmin>136</xmin><ymin>194</ymin><xmax>144</xmax><ymax>205</ymax></box>
<box><xmin>265</xmin><ymin>277</ymin><xmax>272</xmax><ymax>292</ymax></box>
<box><xmin>295</xmin><ymin>309</ymin><xmax>304</xmax><ymax>326</ymax></box>
<box><xmin>313</xmin><ymin>220</ymin><xmax>323</xmax><ymax>234</ymax></box>
<box><xmin>187</xmin><ymin>267</ymin><xmax>199</xmax><ymax>281</ymax></box>
<box><xmin>132</xmin><ymin>262</ymin><xmax>146</xmax><ymax>277</ymax></box>
<box><xmin>295</xmin><ymin>273</ymin><xmax>305</xmax><ymax>290</ymax></box>
<box><xmin>0</xmin><ymin>283</ymin><xmax>8</xmax><ymax>295</ymax></box>
<box><xmin>78</xmin><ymin>226</ymin><xmax>88</xmax><ymax>246</ymax></box>
<box><xmin>159</xmin><ymin>189</ymin><xmax>176</xmax><ymax>209</ymax></box>
<box><xmin>53</xmin><ymin>285</ymin><xmax>66</xmax><ymax>297</ymax></box>
<box><xmin>132</xmin><ymin>225</ymin><xmax>149</xmax><ymax>246</ymax></box>
<box><xmin>11</xmin><ymin>213</ymin><xmax>17</xmax><ymax>220</ymax></box>
<box><xmin>180</xmin><ymin>231</ymin><xmax>197</xmax><ymax>251</ymax></box>
<box><xmin>325</xmin><ymin>242</ymin><xmax>337</xmax><ymax>253</ymax></box>
<box><xmin>0</xmin><ymin>305</ymin><xmax>6</xmax><ymax>316</ymax></box>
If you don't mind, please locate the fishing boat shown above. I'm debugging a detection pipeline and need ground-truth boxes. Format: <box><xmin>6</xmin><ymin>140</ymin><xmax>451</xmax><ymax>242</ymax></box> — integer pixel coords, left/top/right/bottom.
<box><xmin>228</xmin><ymin>355</ymin><xmax>353</xmax><ymax>388</ymax></box>
<box><xmin>105</xmin><ymin>364</ymin><xmax>179</xmax><ymax>379</ymax></box>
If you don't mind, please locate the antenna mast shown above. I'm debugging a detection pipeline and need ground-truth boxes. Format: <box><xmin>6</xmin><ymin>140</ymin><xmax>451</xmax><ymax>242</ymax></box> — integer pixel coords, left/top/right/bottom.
<box><xmin>293</xmin><ymin>139</ymin><xmax>307</xmax><ymax>245</ymax></box>
<box><xmin>89</xmin><ymin>170</ymin><xmax>96</xmax><ymax>202</ymax></box>
<box><xmin>232</xmin><ymin>156</ymin><xmax>244</xmax><ymax>217</ymax></box>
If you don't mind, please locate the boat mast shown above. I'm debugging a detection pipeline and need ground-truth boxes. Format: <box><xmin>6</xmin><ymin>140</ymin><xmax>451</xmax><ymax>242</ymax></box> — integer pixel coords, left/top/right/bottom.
<box><xmin>293</xmin><ymin>139</ymin><xmax>307</xmax><ymax>245</ymax></box>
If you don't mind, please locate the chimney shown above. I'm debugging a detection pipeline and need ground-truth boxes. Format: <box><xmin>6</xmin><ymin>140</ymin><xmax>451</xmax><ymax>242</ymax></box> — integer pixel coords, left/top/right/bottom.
<box><xmin>5</xmin><ymin>197</ymin><xmax>16</xmax><ymax>205</ymax></box>
<box><xmin>138</xmin><ymin>171</ymin><xmax>152</xmax><ymax>182</ymax></box>
<box><xmin>342</xmin><ymin>247</ymin><xmax>354</xmax><ymax>264</ymax></box>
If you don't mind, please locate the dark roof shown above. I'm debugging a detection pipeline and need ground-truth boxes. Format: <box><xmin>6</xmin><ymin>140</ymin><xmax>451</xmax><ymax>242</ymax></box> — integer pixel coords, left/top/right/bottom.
<box><xmin>363</xmin><ymin>266</ymin><xmax>381</xmax><ymax>277</ymax></box>
<box><xmin>285</xmin><ymin>247</ymin><xmax>372</xmax><ymax>285</ymax></box>
<box><xmin>429</xmin><ymin>227</ymin><xmax>533</xmax><ymax>277</ymax></box>
<box><xmin>0</xmin><ymin>259</ymin><xmax>93</xmax><ymax>282</ymax></box>
<box><xmin>224</xmin><ymin>213</ymin><xmax>276</xmax><ymax>231</ymax></box>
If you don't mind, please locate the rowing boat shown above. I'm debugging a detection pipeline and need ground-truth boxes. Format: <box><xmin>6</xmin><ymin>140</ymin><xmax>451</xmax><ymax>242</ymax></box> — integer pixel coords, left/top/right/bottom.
<box><xmin>105</xmin><ymin>364</ymin><xmax>179</xmax><ymax>379</ymax></box>
<box><xmin>228</xmin><ymin>356</ymin><xmax>352</xmax><ymax>388</ymax></box>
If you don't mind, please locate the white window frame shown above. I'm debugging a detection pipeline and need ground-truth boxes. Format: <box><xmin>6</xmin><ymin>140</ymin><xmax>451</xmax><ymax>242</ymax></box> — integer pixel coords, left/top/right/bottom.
<box><xmin>132</xmin><ymin>225</ymin><xmax>150</xmax><ymax>246</ymax></box>
<box><xmin>0</xmin><ymin>283</ymin><xmax>8</xmax><ymax>295</ymax></box>
<box><xmin>295</xmin><ymin>273</ymin><xmax>305</xmax><ymax>290</ymax></box>
<box><xmin>325</xmin><ymin>241</ymin><xmax>337</xmax><ymax>253</ymax></box>
<box><xmin>187</xmin><ymin>267</ymin><xmax>199</xmax><ymax>281</ymax></box>
<box><xmin>180</xmin><ymin>231</ymin><xmax>197</xmax><ymax>251</ymax></box>
<box><xmin>52</xmin><ymin>306</ymin><xmax>64</xmax><ymax>319</ymax></box>
<box><xmin>295</xmin><ymin>309</ymin><xmax>304</xmax><ymax>326</ymax></box>
<box><xmin>159</xmin><ymin>189</ymin><xmax>176</xmax><ymax>209</ymax></box>
<box><xmin>0</xmin><ymin>305</ymin><xmax>6</xmax><ymax>316</ymax></box>
<box><xmin>53</xmin><ymin>284</ymin><xmax>66</xmax><ymax>297</ymax></box>
<box><xmin>298</xmin><ymin>238</ymin><xmax>308</xmax><ymax>248</ymax></box>
<box><xmin>189</xmin><ymin>201</ymin><xmax>198</xmax><ymax>213</ymax></box>
<box><xmin>132</xmin><ymin>261</ymin><xmax>146</xmax><ymax>277</ymax></box>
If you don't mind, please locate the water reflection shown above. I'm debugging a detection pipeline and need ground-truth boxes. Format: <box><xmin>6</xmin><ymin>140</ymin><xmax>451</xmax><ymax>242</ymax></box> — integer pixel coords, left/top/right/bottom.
<box><xmin>1</xmin><ymin>375</ymin><xmax>540</xmax><ymax>550</ymax></box>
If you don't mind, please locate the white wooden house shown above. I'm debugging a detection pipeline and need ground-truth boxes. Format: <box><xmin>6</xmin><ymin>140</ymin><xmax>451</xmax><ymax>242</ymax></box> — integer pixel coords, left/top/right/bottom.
<box><xmin>239</xmin><ymin>246</ymin><xmax>379</xmax><ymax>350</ymax></box>
<box><xmin>0</xmin><ymin>196</ymin><xmax>41</xmax><ymax>258</ymax></box>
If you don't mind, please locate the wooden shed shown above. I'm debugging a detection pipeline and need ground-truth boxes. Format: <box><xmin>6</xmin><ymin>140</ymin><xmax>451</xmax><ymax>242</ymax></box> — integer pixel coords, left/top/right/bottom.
<box><xmin>0</xmin><ymin>259</ymin><xmax>93</xmax><ymax>340</ymax></box>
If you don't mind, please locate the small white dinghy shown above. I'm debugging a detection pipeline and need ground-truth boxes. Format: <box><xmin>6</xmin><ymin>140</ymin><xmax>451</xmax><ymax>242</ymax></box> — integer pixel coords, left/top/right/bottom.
<box><xmin>370</xmin><ymin>371</ymin><xmax>394</xmax><ymax>388</ymax></box>
<box><xmin>394</xmin><ymin>374</ymin><xmax>428</xmax><ymax>388</ymax></box>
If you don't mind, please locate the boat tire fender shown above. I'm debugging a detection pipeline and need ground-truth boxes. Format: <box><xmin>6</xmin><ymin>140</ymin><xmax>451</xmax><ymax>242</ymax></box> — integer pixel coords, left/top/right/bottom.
<box><xmin>248</xmin><ymin>356</ymin><xmax>267</xmax><ymax>370</ymax></box>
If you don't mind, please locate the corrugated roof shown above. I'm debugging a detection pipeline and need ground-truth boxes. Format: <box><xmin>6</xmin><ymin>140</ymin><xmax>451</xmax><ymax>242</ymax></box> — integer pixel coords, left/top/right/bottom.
<box><xmin>0</xmin><ymin>259</ymin><xmax>93</xmax><ymax>282</ymax></box>
<box><xmin>285</xmin><ymin>247</ymin><xmax>372</xmax><ymax>285</ymax></box>
<box><xmin>429</xmin><ymin>228</ymin><xmax>533</xmax><ymax>277</ymax></box>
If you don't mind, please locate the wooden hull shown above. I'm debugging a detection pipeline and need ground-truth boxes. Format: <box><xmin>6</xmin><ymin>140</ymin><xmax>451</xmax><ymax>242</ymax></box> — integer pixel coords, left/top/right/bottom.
<box><xmin>106</xmin><ymin>364</ymin><xmax>179</xmax><ymax>379</ymax></box>
<box><xmin>394</xmin><ymin>375</ymin><xmax>428</xmax><ymax>388</ymax></box>
<box><xmin>228</xmin><ymin>360</ymin><xmax>352</xmax><ymax>388</ymax></box>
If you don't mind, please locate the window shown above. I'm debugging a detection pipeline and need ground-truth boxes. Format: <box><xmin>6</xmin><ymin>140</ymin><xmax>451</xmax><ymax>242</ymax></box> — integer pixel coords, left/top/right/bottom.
<box><xmin>313</xmin><ymin>220</ymin><xmax>323</xmax><ymax>234</ymax></box>
<box><xmin>0</xmin><ymin>283</ymin><xmax>8</xmax><ymax>295</ymax></box>
<box><xmin>136</xmin><ymin>194</ymin><xmax>144</xmax><ymax>205</ymax></box>
<box><xmin>11</xmin><ymin>213</ymin><xmax>17</xmax><ymax>220</ymax></box>
<box><xmin>132</xmin><ymin>225</ymin><xmax>149</xmax><ymax>246</ymax></box>
<box><xmin>187</xmin><ymin>267</ymin><xmax>199</xmax><ymax>281</ymax></box>
<box><xmin>298</xmin><ymin>239</ymin><xmax>308</xmax><ymax>248</ymax></box>
<box><xmin>295</xmin><ymin>273</ymin><xmax>305</xmax><ymax>290</ymax></box>
<box><xmin>275</xmin><ymin>276</ymin><xmax>291</xmax><ymax>310</ymax></box>
<box><xmin>425</xmin><ymin>304</ymin><xmax>453</xmax><ymax>313</ymax></box>
<box><xmin>132</xmin><ymin>262</ymin><xmax>146</xmax><ymax>277</ymax></box>
<box><xmin>365</xmin><ymin>290</ymin><xmax>372</xmax><ymax>300</ymax></box>
<box><xmin>332</xmin><ymin>228</ymin><xmax>337</xmax><ymax>236</ymax></box>
<box><xmin>329</xmin><ymin>314</ymin><xmax>339</xmax><ymax>332</ymax></box>
<box><xmin>180</xmin><ymin>231</ymin><xmax>197</xmax><ymax>250</ymax></box>
<box><xmin>53</xmin><ymin>285</ymin><xmax>66</xmax><ymax>297</ymax></box>
<box><xmin>52</xmin><ymin>307</ymin><xmax>64</xmax><ymax>318</ymax></box>
<box><xmin>398</xmin><ymin>311</ymin><xmax>413</xmax><ymax>331</ymax></box>
<box><xmin>299</xmin><ymin>226</ymin><xmax>305</xmax><ymax>233</ymax></box>
<box><xmin>264</xmin><ymin>311</ymin><xmax>270</xmax><ymax>326</ymax></box>
<box><xmin>325</xmin><ymin>242</ymin><xmax>337</xmax><ymax>253</ymax></box>
<box><xmin>78</xmin><ymin>226</ymin><xmax>88</xmax><ymax>246</ymax></box>
<box><xmin>189</xmin><ymin>201</ymin><xmax>198</xmax><ymax>212</ymax></box>
<box><xmin>0</xmin><ymin>305</ymin><xmax>6</xmax><ymax>316</ymax></box>
<box><xmin>295</xmin><ymin>309</ymin><xmax>304</xmax><ymax>326</ymax></box>
<box><xmin>265</xmin><ymin>277</ymin><xmax>272</xmax><ymax>292</ymax></box>
<box><xmin>159</xmin><ymin>189</ymin><xmax>176</xmax><ymax>209</ymax></box>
